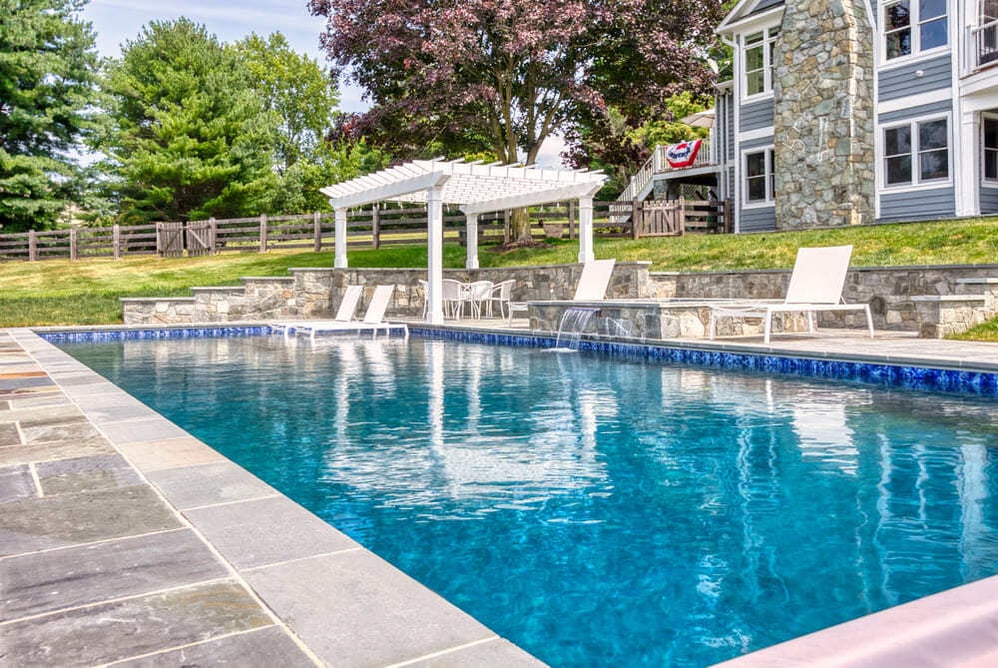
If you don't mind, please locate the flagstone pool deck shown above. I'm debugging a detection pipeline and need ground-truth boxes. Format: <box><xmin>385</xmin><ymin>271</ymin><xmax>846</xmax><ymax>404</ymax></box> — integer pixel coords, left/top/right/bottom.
<box><xmin>3</xmin><ymin>324</ymin><xmax>998</xmax><ymax>667</ymax></box>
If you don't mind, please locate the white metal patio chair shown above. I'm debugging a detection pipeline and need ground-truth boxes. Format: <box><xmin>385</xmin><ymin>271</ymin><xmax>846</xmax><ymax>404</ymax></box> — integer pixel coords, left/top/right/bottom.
<box><xmin>466</xmin><ymin>280</ymin><xmax>493</xmax><ymax>319</ymax></box>
<box><xmin>707</xmin><ymin>245</ymin><xmax>874</xmax><ymax>344</ymax></box>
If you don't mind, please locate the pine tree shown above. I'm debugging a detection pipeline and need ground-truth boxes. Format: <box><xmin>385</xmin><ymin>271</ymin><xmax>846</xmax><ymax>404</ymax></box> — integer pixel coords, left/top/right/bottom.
<box><xmin>99</xmin><ymin>19</ymin><xmax>277</xmax><ymax>223</ymax></box>
<box><xmin>0</xmin><ymin>0</ymin><xmax>98</xmax><ymax>231</ymax></box>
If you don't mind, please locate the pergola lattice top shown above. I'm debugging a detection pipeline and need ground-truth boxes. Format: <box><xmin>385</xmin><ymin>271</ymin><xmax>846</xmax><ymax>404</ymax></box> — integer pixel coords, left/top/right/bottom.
<box><xmin>319</xmin><ymin>158</ymin><xmax>606</xmax><ymax>214</ymax></box>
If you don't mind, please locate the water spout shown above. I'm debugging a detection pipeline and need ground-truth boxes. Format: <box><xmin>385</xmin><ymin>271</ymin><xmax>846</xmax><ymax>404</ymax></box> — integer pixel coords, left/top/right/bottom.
<box><xmin>552</xmin><ymin>307</ymin><xmax>600</xmax><ymax>351</ymax></box>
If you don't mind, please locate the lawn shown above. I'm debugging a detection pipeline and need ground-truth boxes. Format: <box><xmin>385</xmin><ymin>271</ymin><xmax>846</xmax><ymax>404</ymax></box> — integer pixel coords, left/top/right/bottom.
<box><xmin>2</xmin><ymin>216</ymin><xmax>997</xmax><ymax>339</ymax></box>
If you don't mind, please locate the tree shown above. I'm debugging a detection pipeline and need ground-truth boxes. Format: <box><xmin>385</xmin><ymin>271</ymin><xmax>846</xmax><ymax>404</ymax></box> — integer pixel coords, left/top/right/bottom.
<box><xmin>0</xmin><ymin>0</ymin><xmax>99</xmax><ymax>231</ymax></box>
<box><xmin>309</xmin><ymin>0</ymin><xmax>723</xmax><ymax>240</ymax></box>
<box><xmin>96</xmin><ymin>19</ymin><xmax>277</xmax><ymax>223</ymax></box>
<box><xmin>235</xmin><ymin>32</ymin><xmax>339</xmax><ymax>173</ymax></box>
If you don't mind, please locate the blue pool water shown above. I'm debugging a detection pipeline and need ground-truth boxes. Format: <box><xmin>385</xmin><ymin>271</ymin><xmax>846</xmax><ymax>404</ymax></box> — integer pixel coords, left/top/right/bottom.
<box><xmin>61</xmin><ymin>336</ymin><xmax>998</xmax><ymax>666</ymax></box>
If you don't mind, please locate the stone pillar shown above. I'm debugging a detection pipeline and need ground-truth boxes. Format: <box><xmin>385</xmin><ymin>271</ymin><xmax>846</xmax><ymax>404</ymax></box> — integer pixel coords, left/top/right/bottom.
<box><xmin>774</xmin><ymin>0</ymin><xmax>875</xmax><ymax>229</ymax></box>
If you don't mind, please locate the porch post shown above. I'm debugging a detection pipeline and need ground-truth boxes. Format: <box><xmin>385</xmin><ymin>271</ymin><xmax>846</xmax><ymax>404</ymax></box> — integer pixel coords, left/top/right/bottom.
<box><xmin>578</xmin><ymin>195</ymin><xmax>594</xmax><ymax>264</ymax></box>
<box><xmin>427</xmin><ymin>186</ymin><xmax>445</xmax><ymax>324</ymax></box>
<box><xmin>955</xmin><ymin>105</ymin><xmax>979</xmax><ymax>217</ymax></box>
<box><xmin>334</xmin><ymin>207</ymin><xmax>348</xmax><ymax>268</ymax></box>
<box><xmin>465</xmin><ymin>212</ymin><xmax>479</xmax><ymax>269</ymax></box>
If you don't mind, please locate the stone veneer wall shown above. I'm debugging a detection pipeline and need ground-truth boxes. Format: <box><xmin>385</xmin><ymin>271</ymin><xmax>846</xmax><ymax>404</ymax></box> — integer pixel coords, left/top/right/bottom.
<box><xmin>774</xmin><ymin>0</ymin><xmax>875</xmax><ymax>229</ymax></box>
<box><xmin>649</xmin><ymin>265</ymin><xmax>998</xmax><ymax>331</ymax></box>
<box><xmin>121</xmin><ymin>263</ymin><xmax>651</xmax><ymax>325</ymax></box>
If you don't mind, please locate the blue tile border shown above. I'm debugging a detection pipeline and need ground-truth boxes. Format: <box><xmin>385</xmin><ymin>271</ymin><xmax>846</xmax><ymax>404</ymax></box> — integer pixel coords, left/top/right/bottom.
<box><xmin>408</xmin><ymin>327</ymin><xmax>998</xmax><ymax>397</ymax></box>
<box><xmin>37</xmin><ymin>325</ymin><xmax>998</xmax><ymax>398</ymax></box>
<box><xmin>39</xmin><ymin>325</ymin><xmax>271</xmax><ymax>343</ymax></box>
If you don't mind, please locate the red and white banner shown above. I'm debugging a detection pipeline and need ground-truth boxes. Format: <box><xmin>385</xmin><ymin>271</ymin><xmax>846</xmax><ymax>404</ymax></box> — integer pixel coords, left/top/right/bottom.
<box><xmin>665</xmin><ymin>139</ymin><xmax>702</xmax><ymax>168</ymax></box>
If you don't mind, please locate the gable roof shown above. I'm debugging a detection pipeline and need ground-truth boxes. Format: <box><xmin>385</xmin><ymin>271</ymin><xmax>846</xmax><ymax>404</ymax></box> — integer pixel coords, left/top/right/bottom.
<box><xmin>716</xmin><ymin>0</ymin><xmax>785</xmax><ymax>35</ymax></box>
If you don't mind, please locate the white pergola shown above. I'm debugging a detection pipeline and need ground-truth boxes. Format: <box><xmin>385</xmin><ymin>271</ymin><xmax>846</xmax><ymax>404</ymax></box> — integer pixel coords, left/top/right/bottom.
<box><xmin>320</xmin><ymin>158</ymin><xmax>607</xmax><ymax>325</ymax></box>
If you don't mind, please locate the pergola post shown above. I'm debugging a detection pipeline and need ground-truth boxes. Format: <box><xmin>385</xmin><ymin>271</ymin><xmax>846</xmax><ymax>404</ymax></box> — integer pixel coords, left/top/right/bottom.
<box><xmin>426</xmin><ymin>186</ymin><xmax>445</xmax><ymax>324</ymax></box>
<box><xmin>334</xmin><ymin>207</ymin><xmax>348</xmax><ymax>268</ymax></box>
<box><xmin>578</xmin><ymin>196</ymin><xmax>594</xmax><ymax>264</ymax></box>
<box><xmin>465</xmin><ymin>212</ymin><xmax>479</xmax><ymax>269</ymax></box>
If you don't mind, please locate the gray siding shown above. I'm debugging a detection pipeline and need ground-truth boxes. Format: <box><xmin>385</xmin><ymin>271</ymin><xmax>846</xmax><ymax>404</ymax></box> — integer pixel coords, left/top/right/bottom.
<box><xmin>879</xmin><ymin>187</ymin><xmax>955</xmax><ymax>221</ymax></box>
<box><xmin>741</xmin><ymin>134</ymin><xmax>774</xmax><ymax>150</ymax></box>
<box><xmin>740</xmin><ymin>98</ymin><xmax>774</xmax><ymax>132</ymax></box>
<box><xmin>981</xmin><ymin>185</ymin><xmax>998</xmax><ymax>214</ymax></box>
<box><xmin>878</xmin><ymin>98</ymin><xmax>952</xmax><ymax>124</ymax></box>
<box><xmin>740</xmin><ymin>206</ymin><xmax>776</xmax><ymax>232</ymax></box>
<box><xmin>878</xmin><ymin>54</ymin><xmax>952</xmax><ymax>102</ymax></box>
<box><xmin>726</xmin><ymin>93</ymin><xmax>735</xmax><ymax>161</ymax></box>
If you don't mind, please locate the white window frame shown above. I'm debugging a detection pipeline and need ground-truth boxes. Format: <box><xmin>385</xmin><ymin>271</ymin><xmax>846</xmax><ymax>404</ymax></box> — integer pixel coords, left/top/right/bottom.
<box><xmin>740</xmin><ymin>27</ymin><xmax>779</xmax><ymax>101</ymax></box>
<box><xmin>741</xmin><ymin>146</ymin><xmax>775</xmax><ymax>208</ymax></box>
<box><xmin>983</xmin><ymin>113</ymin><xmax>998</xmax><ymax>184</ymax></box>
<box><xmin>879</xmin><ymin>0</ymin><xmax>949</xmax><ymax>64</ymax></box>
<box><xmin>879</xmin><ymin>114</ymin><xmax>952</xmax><ymax>191</ymax></box>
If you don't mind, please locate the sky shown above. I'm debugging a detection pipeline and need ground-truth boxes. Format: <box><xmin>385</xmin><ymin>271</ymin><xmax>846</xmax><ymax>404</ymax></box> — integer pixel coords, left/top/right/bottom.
<box><xmin>82</xmin><ymin>0</ymin><xmax>367</xmax><ymax>112</ymax></box>
<box><xmin>80</xmin><ymin>0</ymin><xmax>565</xmax><ymax>165</ymax></box>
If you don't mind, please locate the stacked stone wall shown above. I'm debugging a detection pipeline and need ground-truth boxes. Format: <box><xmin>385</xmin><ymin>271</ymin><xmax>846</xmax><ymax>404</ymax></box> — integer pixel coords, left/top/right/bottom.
<box><xmin>774</xmin><ymin>0</ymin><xmax>876</xmax><ymax>229</ymax></box>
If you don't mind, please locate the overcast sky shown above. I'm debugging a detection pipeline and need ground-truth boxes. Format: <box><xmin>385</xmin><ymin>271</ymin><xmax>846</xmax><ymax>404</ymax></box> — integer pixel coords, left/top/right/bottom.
<box><xmin>80</xmin><ymin>0</ymin><xmax>565</xmax><ymax>165</ymax></box>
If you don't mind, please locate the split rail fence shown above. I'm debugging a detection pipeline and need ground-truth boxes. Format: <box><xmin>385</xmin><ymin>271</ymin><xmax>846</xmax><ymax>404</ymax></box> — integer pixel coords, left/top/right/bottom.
<box><xmin>0</xmin><ymin>199</ymin><xmax>730</xmax><ymax>262</ymax></box>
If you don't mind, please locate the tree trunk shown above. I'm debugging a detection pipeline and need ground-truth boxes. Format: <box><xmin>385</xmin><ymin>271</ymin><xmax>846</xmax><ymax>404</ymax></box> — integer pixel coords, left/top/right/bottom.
<box><xmin>511</xmin><ymin>208</ymin><xmax>532</xmax><ymax>242</ymax></box>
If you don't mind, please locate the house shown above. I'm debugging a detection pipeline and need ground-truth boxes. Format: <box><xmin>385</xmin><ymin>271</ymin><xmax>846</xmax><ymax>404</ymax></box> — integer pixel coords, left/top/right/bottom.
<box><xmin>626</xmin><ymin>0</ymin><xmax>998</xmax><ymax>233</ymax></box>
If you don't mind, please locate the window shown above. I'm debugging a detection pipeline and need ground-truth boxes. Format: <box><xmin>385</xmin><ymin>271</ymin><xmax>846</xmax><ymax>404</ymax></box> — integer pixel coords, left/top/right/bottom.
<box><xmin>743</xmin><ymin>27</ymin><xmax>780</xmax><ymax>97</ymax></box>
<box><xmin>883</xmin><ymin>0</ymin><xmax>948</xmax><ymax>60</ymax></box>
<box><xmin>883</xmin><ymin>117</ymin><xmax>949</xmax><ymax>186</ymax></box>
<box><xmin>744</xmin><ymin>148</ymin><xmax>775</xmax><ymax>204</ymax></box>
<box><xmin>984</xmin><ymin>116</ymin><xmax>998</xmax><ymax>180</ymax></box>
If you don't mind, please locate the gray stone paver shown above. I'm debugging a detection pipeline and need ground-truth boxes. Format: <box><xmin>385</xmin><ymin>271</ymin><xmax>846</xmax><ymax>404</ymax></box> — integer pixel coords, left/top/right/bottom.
<box><xmin>1</xmin><ymin>528</ymin><xmax>227</xmax><ymax>620</ymax></box>
<box><xmin>244</xmin><ymin>550</ymin><xmax>498</xmax><ymax>667</ymax></box>
<box><xmin>106</xmin><ymin>626</ymin><xmax>317</xmax><ymax>667</ymax></box>
<box><xmin>0</xmin><ymin>581</ymin><xmax>274</xmax><ymax>667</ymax></box>
<box><xmin>184</xmin><ymin>494</ymin><xmax>359</xmax><ymax>569</ymax></box>
<box><xmin>146</xmin><ymin>460</ymin><xmax>280</xmax><ymax>511</ymax></box>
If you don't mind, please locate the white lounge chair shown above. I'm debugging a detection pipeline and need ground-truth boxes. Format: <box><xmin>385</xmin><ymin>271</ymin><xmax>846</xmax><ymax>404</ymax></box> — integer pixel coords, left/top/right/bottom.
<box><xmin>506</xmin><ymin>259</ymin><xmax>616</xmax><ymax>324</ymax></box>
<box><xmin>707</xmin><ymin>245</ymin><xmax>874</xmax><ymax>344</ymax></box>
<box><xmin>573</xmin><ymin>259</ymin><xmax>616</xmax><ymax>301</ymax></box>
<box><xmin>279</xmin><ymin>285</ymin><xmax>407</xmax><ymax>341</ymax></box>
<box><xmin>271</xmin><ymin>285</ymin><xmax>363</xmax><ymax>337</ymax></box>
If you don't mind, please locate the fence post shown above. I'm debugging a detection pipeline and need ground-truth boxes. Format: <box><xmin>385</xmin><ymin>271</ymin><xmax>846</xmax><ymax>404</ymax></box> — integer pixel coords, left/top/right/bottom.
<box><xmin>28</xmin><ymin>230</ymin><xmax>37</xmax><ymax>261</ymax></box>
<box><xmin>372</xmin><ymin>204</ymin><xmax>380</xmax><ymax>250</ymax></box>
<box><xmin>208</xmin><ymin>218</ymin><xmax>217</xmax><ymax>253</ymax></box>
<box><xmin>503</xmin><ymin>210</ymin><xmax>511</xmax><ymax>244</ymax></box>
<box><xmin>631</xmin><ymin>199</ymin><xmax>642</xmax><ymax>240</ymax></box>
<box><xmin>259</xmin><ymin>213</ymin><xmax>268</xmax><ymax>252</ymax></box>
<box><xmin>112</xmin><ymin>224</ymin><xmax>121</xmax><ymax>260</ymax></box>
<box><xmin>69</xmin><ymin>228</ymin><xmax>77</xmax><ymax>260</ymax></box>
<box><xmin>312</xmin><ymin>212</ymin><xmax>322</xmax><ymax>252</ymax></box>
<box><xmin>724</xmin><ymin>199</ymin><xmax>733</xmax><ymax>233</ymax></box>
<box><xmin>678</xmin><ymin>196</ymin><xmax>686</xmax><ymax>236</ymax></box>
<box><xmin>568</xmin><ymin>200</ymin><xmax>576</xmax><ymax>239</ymax></box>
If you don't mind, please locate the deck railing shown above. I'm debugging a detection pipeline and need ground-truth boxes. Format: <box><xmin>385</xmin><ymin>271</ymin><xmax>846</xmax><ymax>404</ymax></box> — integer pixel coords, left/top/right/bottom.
<box><xmin>970</xmin><ymin>18</ymin><xmax>998</xmax><ymax>71</ymax></box>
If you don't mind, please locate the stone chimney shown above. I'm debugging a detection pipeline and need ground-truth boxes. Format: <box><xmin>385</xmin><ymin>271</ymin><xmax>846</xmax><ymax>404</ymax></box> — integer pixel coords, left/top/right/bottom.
<box><xmin>773</xmin><ymin>0</ymin><xmax>875</xmax><ymax>229</ymax></box>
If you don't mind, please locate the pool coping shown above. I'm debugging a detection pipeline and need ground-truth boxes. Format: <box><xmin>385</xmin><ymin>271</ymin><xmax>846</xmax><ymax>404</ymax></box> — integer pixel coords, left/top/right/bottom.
<box><xmin>2</xmin><ymin>328</ymin><xmax>541</xmax><ymax>667</ymax></box>
<box><xmin>10</xmin><ymin>322</ymin><xmax>998</xmax><ymax>666</ymax></box>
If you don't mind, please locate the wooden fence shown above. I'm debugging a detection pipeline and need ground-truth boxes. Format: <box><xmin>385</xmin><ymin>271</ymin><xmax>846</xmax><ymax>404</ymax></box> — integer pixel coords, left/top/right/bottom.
<box><xmin>631</xmin><ymin>198</ymin><xmax>732</xmax><ymax>238</ymax></box>
<box><xmin>0</xmin><ymin>199</ymin><xmax>730</xmax><ymax>262</ymax></box>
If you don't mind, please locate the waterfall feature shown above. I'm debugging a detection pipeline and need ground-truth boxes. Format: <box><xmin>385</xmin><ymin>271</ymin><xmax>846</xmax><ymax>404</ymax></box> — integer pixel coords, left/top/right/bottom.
<box><xmin>553</xmin><ymin>307</ymin><xmax>600</xmax><ymax>351</ymax></box>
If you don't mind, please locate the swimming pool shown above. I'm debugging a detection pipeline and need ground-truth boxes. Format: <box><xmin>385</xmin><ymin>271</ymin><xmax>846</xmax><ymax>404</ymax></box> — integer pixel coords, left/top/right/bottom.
<box><xmin>59</xmin><ymin>334</ymin><xmax>998</xmax><ymax>666</ymax></box>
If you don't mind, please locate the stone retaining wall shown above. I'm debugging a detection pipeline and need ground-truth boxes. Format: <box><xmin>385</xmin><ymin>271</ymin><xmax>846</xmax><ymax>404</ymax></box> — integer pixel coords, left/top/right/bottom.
<box><xmin>121</xmin><ymin>262</ymin><xmax>651</xmax><ymax>325</ymax></box>
<box><xmin>648</xmin><ymin>264</ymin><xmax>998</xmax><ymax>332</ymax></box>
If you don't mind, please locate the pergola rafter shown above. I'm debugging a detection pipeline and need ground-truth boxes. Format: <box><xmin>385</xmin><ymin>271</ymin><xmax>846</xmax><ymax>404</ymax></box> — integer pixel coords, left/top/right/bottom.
<box><xmin>320</xmin><ymin>158</ymin><xmax>607</xmax><ymax>324</ymax></box>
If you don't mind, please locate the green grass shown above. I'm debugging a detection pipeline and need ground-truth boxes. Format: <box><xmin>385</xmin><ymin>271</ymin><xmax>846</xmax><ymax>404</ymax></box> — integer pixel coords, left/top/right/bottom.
<box><xmin>2</xmin><ymin>216</ymin><xmax>997</xmax><ymax>335</ymax></box>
